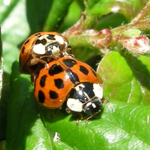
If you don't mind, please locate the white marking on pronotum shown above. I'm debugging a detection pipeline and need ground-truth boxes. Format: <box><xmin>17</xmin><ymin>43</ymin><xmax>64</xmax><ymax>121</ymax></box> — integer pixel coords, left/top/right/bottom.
<box><xmin>93</xmin><ymin>84</ymin><xmax>103</xmax><ymax>99</ymax></box>
<box><xmin>53</xmin><ymin>132</ymin><xmax>60</xmax><ymax>142</ymax></box>
<box><xmin>64</xmin><ymin>41</ymin><xmax>68</xmax><ymax>48</ymax></box>
<box><xmin>33</xmin><ymin>44</ymin><xmax>45</xmax><ymax>54</ymax></box>
<box><xmin>54</xmin><ymin>35</ymin><xmax>64</xmax><ymax>44</ymax></box>
<box><xmin>67</xmin><ymin>98</ymin><xmax>83</xmax><ymax>112</ymax></box>
<box><xmin>75</xmin><ymin>84</ymin><xmax>85</xmax><ymax>91</ymax></box>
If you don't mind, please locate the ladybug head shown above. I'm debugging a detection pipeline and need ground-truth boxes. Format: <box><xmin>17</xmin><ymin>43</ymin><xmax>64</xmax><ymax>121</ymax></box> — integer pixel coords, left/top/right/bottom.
<box><xmin>83</xmin><ymin>98</ymin><xmax>103</xmax><ymax>117</ymax></box>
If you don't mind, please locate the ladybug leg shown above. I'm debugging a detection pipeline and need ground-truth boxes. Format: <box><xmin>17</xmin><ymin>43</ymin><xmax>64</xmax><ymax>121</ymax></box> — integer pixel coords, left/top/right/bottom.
<box><xmin>67</xmin><ymin>45</ymin><xmax>72</xmax><ymax>53</ymax></box>
<box><xmin>31</xmin><ymin>58</ymin><xmax>49</xmax><ymax>68</ymax></box>
<box><xmin>101</xmin><ymin>97</ymin><xmax>109</xmax><ymax>103</ymax></box>
<box><xmin>30</xmin><ymin>75</ymin><xmax>37</xmax><ymax>83</ymax></box>
<box><xmin>76</xmin><ymin>114</ymin><xmax>83</xmax><ymax>125</ymax></box>
<box><xmin>39</xmin><ymin>55</ymin><xmax>53</xmax><ymax>62</ymax></box>
<box><xmin>22</xmin><ymin>67</ymin><xmax>37</xmax><ymax>83</ymax></box>
<box><xmin>84</xmin><ymin>115</ymin><xmax>93</xmax><ymax>123</ymax></box>
<box><xmin>66</xmin><ymin>108</ymin><xmax>83</xmax><ymax>124</ymax></box>
<box><xmin>67</xmin><ymin>45</ymin><xmax>74</xmax><ymax>57</ymax></box>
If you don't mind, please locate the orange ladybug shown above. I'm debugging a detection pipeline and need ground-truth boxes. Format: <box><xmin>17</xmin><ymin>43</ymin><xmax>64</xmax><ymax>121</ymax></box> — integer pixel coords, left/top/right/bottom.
<box><xmin>34</xmin><ymin>56</ymin><xmax>104</xmax><ymax>120</ymax></box>
<box><xmin>19</xmin><ymin>32</ymin><xmax>71</xmax><ymax>77</ymax></box>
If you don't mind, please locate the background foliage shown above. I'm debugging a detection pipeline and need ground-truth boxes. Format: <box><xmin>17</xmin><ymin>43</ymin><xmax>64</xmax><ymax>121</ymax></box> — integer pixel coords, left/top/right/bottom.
<box><xmin>1</xmin><ymin>0</ymin><xmax>150</xmax><ymax>149</ymax></box>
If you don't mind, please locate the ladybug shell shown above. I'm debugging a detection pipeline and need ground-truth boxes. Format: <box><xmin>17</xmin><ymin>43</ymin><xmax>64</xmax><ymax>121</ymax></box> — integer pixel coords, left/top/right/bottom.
<box><xmin>19</xmin><ymin>33</ymin><xmax>38</xmax><ymax>74</ymax></box>
<box><xmin>19</xmin><ymin>32</ymin><xmax>68</xmax><ymax>75</ymax></box>
<box><xmin>34</xmin><ymin>56</ymin><xmax>102</xmax><ymax>109</ymax></box>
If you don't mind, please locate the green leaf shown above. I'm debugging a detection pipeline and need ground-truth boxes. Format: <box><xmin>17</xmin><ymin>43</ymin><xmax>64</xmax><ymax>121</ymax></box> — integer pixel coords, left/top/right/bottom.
<box><xmin>26</xmin><ymin>0</ymin><xmax>54</xmax><ymax>33</ymax></box>
<box><xmin>86</xmin><ymin>0</ymin><xmax>147</xmax><ymax>20</ymax></box>
<box><xmin>1</xmin><ymin>4</ymin><xmax>30</xmax><ymax>140</ymax></box>
<box><xmin>6</xmin><ymin>61</ymin><xmax>150</xmax><ymax>149</ymax></box>
<box><xmin>43</xmin><ymin>0</ymin><xmax>73</xmax><ymax>31</ymax></box>
<box><xmin>6</xmin><ymin>62</ymin><xmax>51</xmax><ymax>150</ymax></box>
<box><xmin>0</xmin><ymin>28</ymin><xmax>3</xmax><ymax>97</ymax></box>
<box><xmin>97</xmin><ymin>51</ymin><xmax>150</xmax><ymax>105</ymax></box>
<box><xmin>81</xmin><ymin>0</ymin><xmax>147</xmax><ymax>29</ymax></box>
<box><xmin>59</xmin><ymin>1</ymin><xmax>82</xmax><ymax>32</ymax></box>
<box><xmin>2</xmin><ymin>0</ymin><xmax>30</xmax><ymax>74</ymax></box>
<box><xmin>102</xmin><ymin>100</ymin><xmax>150</xmax><ymax>149</ymax></box>
<box><xmin>0</xmin><ymin>0</ymin><xmax>20</xmax><ymax>24</ymax></box>
<box><xmin>44</xmin><ymin>100</ymin><xmax>150</xmax><ymax>149</ymax></box>
<box><xmin>123</xmin><ymin>29</ymin><xmax>141</xmax><ymax>37</ymax></box>
<box><xmin>75</xmin><ymin>0</ymin><xmax>85</xmax><ymax>10</ymax></box>
<box><xmin>0</xmin><ymin>28</ymin><xmax>5</xmax><ymax>141</ymax></box>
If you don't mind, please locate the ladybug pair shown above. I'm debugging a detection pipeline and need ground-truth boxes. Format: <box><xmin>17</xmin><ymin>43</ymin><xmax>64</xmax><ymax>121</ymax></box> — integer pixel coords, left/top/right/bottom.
<box><xmin>19</xmin><ymin>32</ymin><xmax>104</xmax><ymax>121</ymax></box>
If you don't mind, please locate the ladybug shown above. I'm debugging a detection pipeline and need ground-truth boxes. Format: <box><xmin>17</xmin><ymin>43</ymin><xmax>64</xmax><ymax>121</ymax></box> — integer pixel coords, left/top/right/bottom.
<box><xmin>34</xmin><ymin>56</ymin><xmax>104</xmax><ymax>120</ymax></box>
<box><xmin>19</xmin><ymin>32</ymin><xmax>71</xmax><ymax>77</ymax></box>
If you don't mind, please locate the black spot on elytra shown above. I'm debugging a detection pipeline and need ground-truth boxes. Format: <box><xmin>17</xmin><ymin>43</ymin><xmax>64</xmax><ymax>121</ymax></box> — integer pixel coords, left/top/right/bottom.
<box><xmin>35</xmin><ymin>39</ymin><xmax>47</xmax><ymax>45</ymax></box>
<box><xmin>38</xmin><ymin>90</ymin><xmax>45</xmax><ymax>103</ymax></box>
<box><xmin>54</xmin><ymin>78</ymin><xmax>64</xmax><ymax>89</ymax></box>
<box><xmin>49</xmin><ymin>90</ymin><xmax>58</xmax><ymax>99</ymax></box>
<box><xmin>40</xmin><ymin>75</ymin><xmax>47</xmax><ymax>87</ymax></box>
<box><xmin>34</xmin><ymin>32</ymin><xmax>41</xmax><ymax>37</ymax></box>
<box><xmin>48</xmin><ymin>64</ymin><xmax>63</xmax><ymax>76</ymax></box>
<box><xmin>47</xmin><ymin>34</ymin><xmax>55</xmax><ymax>40</ymax></box>
<box><xmin>21</xmin><ymin>46</ymin><xmax>25</xmax><ymax>53</ymax></box>
<box><xmin>41</xmin><ymin>39</ymin><xmax>47</xmax><ymax>45</ymax></box>
<box><xmin>35</xmin><ymin>39</ymin><xmax>41</xmax><ymax>44</ymax></box>
<box><xmin>66</xmin><ymin>69</ymin><xmax>79</xmax><ymax>84</ymax></box>
<box><xmin>63</xmin><ymin>59</ymin><xmax>77</xmax><ymax>68</ymax></box>
<box><xmin>79</xmin><ymin>65</ymin><xmax>89</xmax><ymax>75</ymax></box>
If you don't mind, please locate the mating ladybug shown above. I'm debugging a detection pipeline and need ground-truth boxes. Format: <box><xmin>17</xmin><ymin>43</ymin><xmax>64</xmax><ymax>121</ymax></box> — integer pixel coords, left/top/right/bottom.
<box><xmin>19</xmin><ymin>32</ymin><xmax>71</xmax><ymax>77</ymax></box>
<box><xmin>34</xmin><ymin>56</ymin><xmax>104</xmax><ymax>120</ymax></box>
